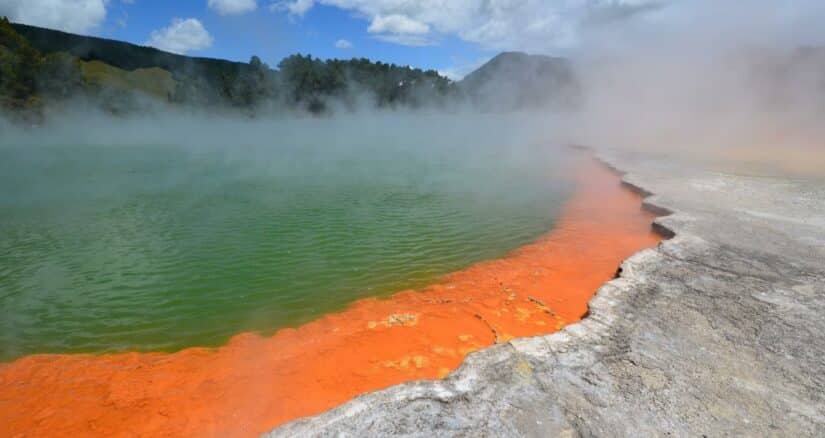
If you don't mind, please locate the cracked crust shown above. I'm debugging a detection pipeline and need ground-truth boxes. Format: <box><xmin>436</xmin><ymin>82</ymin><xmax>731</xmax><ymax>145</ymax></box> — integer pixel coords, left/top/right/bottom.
<box><xmin>267</xmin><ymin>149</ymin><xmax>825</xmax><ymax>437</ymax></box>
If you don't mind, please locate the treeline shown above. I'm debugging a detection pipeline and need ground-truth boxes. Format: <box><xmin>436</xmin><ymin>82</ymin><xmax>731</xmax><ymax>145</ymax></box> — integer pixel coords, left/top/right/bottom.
<box><xmin>276</xmin><ymin>54</ymin><xmax>454</xmax><ymax>112</ymax></box>
<box><xmin>0</xmin><ymin>18</ymin><xmax>83</xmax><ymax>116</ymax></box>
<box><xmin>11</xmin><ymin>21</ymin><xmax>269</xmax><ymax>110</ymax></box>
<box><xmin>1</xmin><ymin>19</ymin><xmax>582</xmax><ymax>120</ymax></box>
<box><xmin>3</xmin><ymin>20</ymin><xmax>456</xmax><ymax>117</ymax></box>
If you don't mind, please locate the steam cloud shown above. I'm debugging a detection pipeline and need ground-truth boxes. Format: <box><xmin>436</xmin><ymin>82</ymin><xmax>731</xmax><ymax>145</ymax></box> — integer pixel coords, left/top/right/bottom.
<box><xmin>558</xmin><ymin>0</ymin><xmax>825</xmax><ymax>176</ymax></box>
<box><xmin>2</xmin><ymin>0</ymin><xmax>825</xmax><ymax>177</ymax></box>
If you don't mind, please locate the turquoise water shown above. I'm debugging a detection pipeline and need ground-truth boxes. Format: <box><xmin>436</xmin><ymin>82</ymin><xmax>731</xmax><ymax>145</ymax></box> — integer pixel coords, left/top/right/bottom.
<box><xmin>0</xmin><ymin>114</ymin><xmax>572</xmax><ymax>360</ymax></box>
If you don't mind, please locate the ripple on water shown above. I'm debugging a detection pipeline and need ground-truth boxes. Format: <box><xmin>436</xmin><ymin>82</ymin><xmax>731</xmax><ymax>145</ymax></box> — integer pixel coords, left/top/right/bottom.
<box><xmin>0</xmin><ymin>141</ymin><xmax>572</xmax><ymax>360</ymax></box>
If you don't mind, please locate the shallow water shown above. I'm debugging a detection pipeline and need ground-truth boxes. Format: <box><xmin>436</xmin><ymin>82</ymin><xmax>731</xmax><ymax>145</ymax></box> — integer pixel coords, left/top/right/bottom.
<box><xmin>0</xmin><ymin>114</ymin><xmax>573</xmax><ymax>360</ymax></box>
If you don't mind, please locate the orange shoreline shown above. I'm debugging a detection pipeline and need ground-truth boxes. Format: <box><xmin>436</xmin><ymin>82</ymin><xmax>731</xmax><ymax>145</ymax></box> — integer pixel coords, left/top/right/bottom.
<box><xmin>0</xmin><ymin>156</ymin><xmax>662</xmax><ymax>437</ymax></box>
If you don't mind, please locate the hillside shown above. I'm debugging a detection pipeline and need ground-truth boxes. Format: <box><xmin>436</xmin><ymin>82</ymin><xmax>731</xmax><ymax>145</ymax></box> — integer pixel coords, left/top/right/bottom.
<box><xmin>79</xmin><ymin>60</ymin><xmax>176</xmax><ymax>101</ymax></box>
<box><xmin>2</xmin><ymin>20</ymin><xmax>584</xmax><ymax>117</ymax></box>
<box><xmin>8</xmin><ymin>21</ymin><xmax>274</xmax><ymax>109</ymax></box>
<box><xmin>0</xmin><ymin>17</ymin><xmax>85</xmax><ymax>116</ymax></box>
<box><xmin>459</xmin><ymin>51</ymin><xmax>579</xmax><ymax>109</ymax></box>
<box><xmin>11</xmin><ymin>22</ymin><xmax>253</xmax><ymax>86</ymax></box>
<box><xmin>4</xmin><ymin>21</ymin><xmax>455</xmax><ymax>114</ymax></box>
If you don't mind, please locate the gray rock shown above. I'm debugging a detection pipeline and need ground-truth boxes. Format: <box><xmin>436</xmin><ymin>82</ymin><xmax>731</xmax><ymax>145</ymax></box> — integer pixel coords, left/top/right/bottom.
<box><xmin>267</xmin><ymin>150</ymin><xmax>825</xmax><ymax>437</ymax></box>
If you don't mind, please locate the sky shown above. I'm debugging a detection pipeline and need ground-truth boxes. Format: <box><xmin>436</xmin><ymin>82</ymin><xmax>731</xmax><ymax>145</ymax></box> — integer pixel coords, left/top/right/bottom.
<box><xmin>1</xmin><ymin>1</ymin><xmax>825</xmax><ymax>79</ymax></box>
<box><xmin>0</xmin><ymin>0</ymin><xmax>677</xmax><ymax>79</ymax></box>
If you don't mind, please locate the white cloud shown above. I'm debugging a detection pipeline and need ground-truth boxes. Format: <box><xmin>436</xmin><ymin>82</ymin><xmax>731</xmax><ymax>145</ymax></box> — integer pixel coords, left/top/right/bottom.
<box><xmin>365</xmin><ymin>14</ymin><xmax>433</xmax><ymax>45</ymax></box>
<box><xmin>275</xmin><ymin>0</ymin><xmax>825</xmax><ymax>52</ymax></box>
<box><xmin>367</xmin><ymin>14</ymin><xmax>429</xmax><ymax>35</ymax></box>
<box><xmin>146</xmin><ymin>18</ymin><xmax>214</xmax><ymax>54</ymax></box>
<box><xmin>208</xmin><ymin>0</ymin><xmax>257</xmax><ymax>15</ymax></box>
<box><xmin>334</xmin><ymin>39</ymin><xmax>353</xmax><ymax>49</ymax></box>
<box><xmin>273</xmin><ymin>0</ymin><xmax>668</xmax><ymax>51</ymax></box>
<box><xmin>372</xmin><ymin>33</ymin><xmax>434</xmax><ymax>47</ymax></box>
<box><xmin>0</xmin><ymin>0</ymin><xmax>106</xmax><ymax>34</ymax></box>
<box><xmin>273</xmin><ymin>0</ymin><xmax>315</xmax><ymax>16</ymax></box>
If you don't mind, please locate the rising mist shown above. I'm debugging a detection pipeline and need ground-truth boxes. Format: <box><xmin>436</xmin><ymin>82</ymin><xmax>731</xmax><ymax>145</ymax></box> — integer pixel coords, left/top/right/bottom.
<box><xmin>556</xmin><ymin>0</ymin><xmax>825</xmax><ymax>177</ymax></box>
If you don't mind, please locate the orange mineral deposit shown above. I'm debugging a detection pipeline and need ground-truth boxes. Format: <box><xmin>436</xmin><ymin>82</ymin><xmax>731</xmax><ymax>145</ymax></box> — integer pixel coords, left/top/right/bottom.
<box><xmin>0</xmin><ymin>157</ymin><xmax>662</xmax><ymax>437</ymax></box>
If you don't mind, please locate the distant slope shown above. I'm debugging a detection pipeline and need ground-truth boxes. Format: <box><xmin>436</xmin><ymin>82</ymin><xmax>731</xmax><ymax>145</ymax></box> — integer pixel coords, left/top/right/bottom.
<box><xmin>11</xmin><ymin>22</ymin><xmax>254</xmax><ymax>85</ymax></box>
<box><xmin>777</xmin><ymin>47</ymin><xmax>825</xmax><ymax>94</ymax></box>
<box><xmin>0</xmin><ymin>17</ymin><xmax>85</xmax><ymax>115</ymax></box>
<box><xmin>459</xmin><ymin>52</ymin><xmax>579</xmax><ymax>109</ymax></box>
<box><xmin>79</xmin><ymin>60</ymin><xmax>176</xmax><ymax>101</ymax></box>
<box><xmin>7</xmin><ymin>21</ymin><xmax>453</xmax><ymax>112</ymax></box>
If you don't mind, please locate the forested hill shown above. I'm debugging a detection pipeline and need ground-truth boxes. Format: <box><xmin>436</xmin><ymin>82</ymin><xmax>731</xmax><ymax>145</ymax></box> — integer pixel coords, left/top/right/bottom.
<box><xmin>12</xmin><ymin>22</ymin><xmax>249</xmax><ymax>76</ymax></box>
<box><xmin>1</xmin><ymin>19</ymin><xmax>455</xmax><ymax>118</ymax></box>
<box><xmin>459</xmin><ymin>52</ymin><xmax>580</xmax><ymax>110</ymax></box>
<box><xmin>11</xmin><ymin>21</ymin><xmax>257</xmax><ymax>100</ymax></box>
<box><xmin>1</xmin><ymin>19</ymin><xmax>583</xmax><ymax>120</ymax></box>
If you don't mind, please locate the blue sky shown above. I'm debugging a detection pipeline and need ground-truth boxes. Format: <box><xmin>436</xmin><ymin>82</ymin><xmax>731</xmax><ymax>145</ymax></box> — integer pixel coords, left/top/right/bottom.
<box><xmin>3</xmin><ymin>0</ymin><xmax>507</xmax><ymax>79</ymax></box>
<box><xmin>5</xmin><ymin>0</ymin><xmax>673</xmax><ymax>79</ymax></box>
<box><xmin>0</xmin><ymin>0</ymin><xmax>678</xmax><ymax>78</ymax></box>
<box><xmin>105</xmin><ymin>1</ymin><xmax>492</xmax><ymax>75</ymax></box>
<box><xmin>5</xmin><ymin>1</ymin><xmax>821</xmax><ymax>79</ymax></box>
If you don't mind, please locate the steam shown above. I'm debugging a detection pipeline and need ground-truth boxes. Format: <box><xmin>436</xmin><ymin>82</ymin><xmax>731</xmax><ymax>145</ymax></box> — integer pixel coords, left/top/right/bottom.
<box><xmin>558</xmin><ymin>0</ymin><xmax>825</xmax><ymax>176</ymax></box>
<box><xmin>3</xmin><ymin>0</ymin><xmax>825</xmax><ymax>178</ymax></box>
<box><xmin>1</xmin><ymin>0</ymin><xmax>823</xmax><ymax>363</ymax></box>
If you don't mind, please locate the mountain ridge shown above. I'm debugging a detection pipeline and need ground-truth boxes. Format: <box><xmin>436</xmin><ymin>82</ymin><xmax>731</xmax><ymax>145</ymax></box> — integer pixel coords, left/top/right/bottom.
<box><xmin>1</xmin><ymin>20</ymin><xmax>579</xmax><ymax>118</ymax></box>
<box><xmin>459</xmin><ymin>51</ymin><xmax>580</xmax><ymax>109</ymax></box>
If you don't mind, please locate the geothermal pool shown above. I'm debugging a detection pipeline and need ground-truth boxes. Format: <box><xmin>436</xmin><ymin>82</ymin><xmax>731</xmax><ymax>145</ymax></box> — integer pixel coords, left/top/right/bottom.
<box><xmin>0</xmin><ymin>115</ymin><xmax>573</xmax><ymax>360</ymax></box>
<box><xmin>0</xmin><ymin>116</ymin><xmax>662</xmax><ymax>436</ymax></box>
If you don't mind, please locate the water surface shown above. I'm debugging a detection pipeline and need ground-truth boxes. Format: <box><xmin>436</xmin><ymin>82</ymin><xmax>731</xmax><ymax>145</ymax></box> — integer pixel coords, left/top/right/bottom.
<box><xmin>0</xmin><ymin>114</ymin><xmax>572</xmax><ymax>360</ymax></box>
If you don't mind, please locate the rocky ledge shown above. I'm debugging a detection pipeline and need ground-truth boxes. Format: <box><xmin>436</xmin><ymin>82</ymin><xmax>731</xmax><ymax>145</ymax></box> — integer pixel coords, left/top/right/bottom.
<box><xmin>267</xmin><ymin>149</ymin><xmax>825</xmax><ymax>437</ymax></box>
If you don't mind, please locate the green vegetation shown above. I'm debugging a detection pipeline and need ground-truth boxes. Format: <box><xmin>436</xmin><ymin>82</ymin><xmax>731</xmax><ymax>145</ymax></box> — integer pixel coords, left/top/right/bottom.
<box><xmin>277</xmin><ymin>54</ymin><xmax>453</xmax><ymax>112</ymax></box>
<box><xmin>80</xmin><ymin>60</ymin><xmax>176</xmax><ymax>101</ymax></box>
<box><xmin>1</xmin><ymin>19</ymin><xmax>578</xmax><ymax>118</ymax></box>
<box><xmin>12</xmin><ymin>21</ymin><xmax>252</xmax><ymax>86</ymax></box>
<box><xmin>11</xmin><ymin>21</ymin><xmax>277</xmax><ymax>110</ymax></box>
<box><xmin>0</xmin><ymin>17</ymin><xmax>47</xmax><ymax>112</ymax></box>
<box><xmin>4</xmin><ymin>20</ymin><xmax>455</xmax><ymax>115</ymax></box>
<box><xmin>0</xmin><ymin>18</ymin><xmax>89</xmax><ymax>118</ymax></box>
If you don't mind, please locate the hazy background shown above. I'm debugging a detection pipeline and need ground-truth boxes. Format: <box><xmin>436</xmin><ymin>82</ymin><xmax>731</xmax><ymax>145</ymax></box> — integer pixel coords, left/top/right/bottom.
<box><xmin>555</xmin><ymin>0</ymin><xmax>825</xmax><ymax>177</ymax></box>
<box><xmin>3</xmin><ymin>1</ymin><xmax>824</xmax><ymax>176</ymax></box>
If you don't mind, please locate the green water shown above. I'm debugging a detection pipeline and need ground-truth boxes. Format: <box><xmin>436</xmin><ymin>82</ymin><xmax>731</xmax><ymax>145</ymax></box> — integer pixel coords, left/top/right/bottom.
<box><xmin>0</xmin><ymin>114</ymin><xmax>573</xmax><ymax>360</ymax></box>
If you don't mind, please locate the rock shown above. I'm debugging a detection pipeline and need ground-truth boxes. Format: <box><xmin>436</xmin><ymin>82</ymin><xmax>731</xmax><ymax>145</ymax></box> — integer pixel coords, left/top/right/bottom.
<box><xmin>266</xmin><ymin>149</ymin><xmax>825</xmax><ymax>437</ymax></box>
